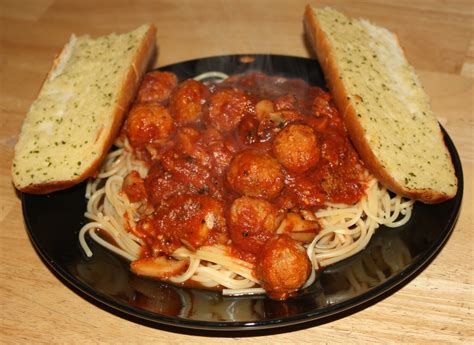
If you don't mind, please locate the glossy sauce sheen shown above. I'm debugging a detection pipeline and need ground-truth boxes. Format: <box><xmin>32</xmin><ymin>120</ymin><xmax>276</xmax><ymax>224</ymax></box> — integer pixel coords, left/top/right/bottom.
<box><xmin>122</xmin><ymin>71</ymin><xmax>366</xmax><ymax>299</ymax></box>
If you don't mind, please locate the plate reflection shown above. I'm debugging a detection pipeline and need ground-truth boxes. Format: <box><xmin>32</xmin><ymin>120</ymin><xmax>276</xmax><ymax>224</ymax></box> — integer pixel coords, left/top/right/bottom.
<box><xmin>73</xmin><ymin>230</ymin><xmax>411</xmax><ymax>322</ymax></box>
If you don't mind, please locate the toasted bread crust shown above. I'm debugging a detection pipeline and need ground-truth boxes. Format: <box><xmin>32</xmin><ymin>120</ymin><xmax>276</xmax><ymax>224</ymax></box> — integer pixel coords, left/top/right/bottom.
<box><xmin>13</xmin><ymin>25</ymin><xmax>156</xmax><ymax>194</ymax></box>
<box><xmin>304</xmin><ymin>6</ymin><xmax>456</xmax><ymax>203</ymax></box>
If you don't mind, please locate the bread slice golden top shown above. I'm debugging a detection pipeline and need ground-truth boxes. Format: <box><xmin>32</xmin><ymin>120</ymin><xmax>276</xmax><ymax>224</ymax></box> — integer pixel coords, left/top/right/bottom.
<box><xmin>304</xmin><ymin>6</ymin><xmax>457</xmax><ymax>203</ymax></box>
<box><xmin>12</xmin><ymin>24</ymin><xmax>156</xmax><ymax>194</ymax></box>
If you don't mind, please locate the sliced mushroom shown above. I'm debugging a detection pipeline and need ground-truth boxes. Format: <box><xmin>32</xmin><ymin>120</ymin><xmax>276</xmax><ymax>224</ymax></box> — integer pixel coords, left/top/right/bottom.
<box><xmin>276</xmin><ymin>212</ymin><xmax>320</xmax><ymax>243</ymax></box>
<box><xmin>131</xmin><ymin>256</ymin><xmax>189</xmax><ymax>279</ymax></box>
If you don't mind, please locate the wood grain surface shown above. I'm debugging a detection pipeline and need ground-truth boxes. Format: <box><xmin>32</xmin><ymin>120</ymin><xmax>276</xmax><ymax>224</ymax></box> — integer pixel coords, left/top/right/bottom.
<box><xmin>1</xmin><ymin>0</ymin><xmax>473</xmax><ymax>343</ymax></box>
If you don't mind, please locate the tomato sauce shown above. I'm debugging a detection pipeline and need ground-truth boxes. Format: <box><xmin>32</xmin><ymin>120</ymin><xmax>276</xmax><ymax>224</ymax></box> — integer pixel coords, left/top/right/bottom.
<box><xmin>215</xmin><ymin>72</ymin><xmax>366</xmax><ymax>208</ymax></box>
<box><xmin>122</xmin><ymin>71</ymin><xmax>367</xmax><ymax>298</ymax></box>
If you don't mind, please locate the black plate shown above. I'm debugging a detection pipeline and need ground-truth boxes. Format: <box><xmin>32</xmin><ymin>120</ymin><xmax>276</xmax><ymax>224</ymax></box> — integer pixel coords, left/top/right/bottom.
<box><xmin>22</xmin><ymin>54</ymin><xmax>463</xmax><ymax>331</ymax></box>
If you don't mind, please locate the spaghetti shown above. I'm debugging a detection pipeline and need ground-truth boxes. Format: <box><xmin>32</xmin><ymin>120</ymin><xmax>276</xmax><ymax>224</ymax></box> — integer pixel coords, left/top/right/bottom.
<box><xmin>79</xmin><ymin>71</ymin><xmax>414</xmax><ymax>299</ymax></box>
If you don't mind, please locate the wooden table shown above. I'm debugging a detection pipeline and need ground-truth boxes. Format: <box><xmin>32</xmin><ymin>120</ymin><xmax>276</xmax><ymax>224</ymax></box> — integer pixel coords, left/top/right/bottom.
<box><xmin>1</xmin><ymin>0</ymin><xmax>473</xmax><ymax>343</ymax></box>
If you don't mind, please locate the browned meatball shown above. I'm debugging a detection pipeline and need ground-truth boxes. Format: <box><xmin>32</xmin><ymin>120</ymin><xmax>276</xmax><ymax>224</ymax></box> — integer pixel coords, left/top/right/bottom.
<box><xmin>136</xmin><ymin>71</ymin><xmax>178</xmax><ymax>104</ymax></box>
<box><xmin>272</xmin><ymin>124</ymin><xmax>320</xmax><ymax>174</ymax></box>
<box><xmin>160</xmin><ymin>149</ymin><xmax>224</xmax><ymax>200</ymax></box>
<box><xmin>160</xmin><ymin>194</ymin><xmax>226</xmax><ymax>251</ymax></box>
<box><xmin>226</xmin><ymin>150</ymin><xmax>284</xmax><ymax>199</ymax></box>
<box><xmin>207</xmin><ymin>89</ymin><xmax>253</xmax><ymax>133</ymax></box>
<box><xmin>174</xmin><ymin>127</ymin><xmax>210</xmax><ymax>167</ymax></box>
<box><xmin>228</xmin><ymin>197</ymin><xmax>281</xmax><ymax>254</ymax></box>
<box><xmin>144</xmin><ymin>164</ymin><xmax>189</xmax><ymax>207</ymax></box>
<box><xmin>139</xmin><ymin>194</ymin><xmax>227</xmax><ymax>255</ymax></box>
<box><xmin>207</xmin><ymin>140</ymin><xmax>235</xmax><ymax>176</ymax></box>
<box><xmin>170</xmin><ymin>79</ymin><xmax>208</xmax><ymax>124</ymax></box>
<box><xmin>256</xmin><ymin>235</ymin><xmax>311</xmax><ymax>300</ymax></box>
<box><xmin>127</xmin><ymin>103</ymin><xmax>174</xmax><ymax>148</ymax></box>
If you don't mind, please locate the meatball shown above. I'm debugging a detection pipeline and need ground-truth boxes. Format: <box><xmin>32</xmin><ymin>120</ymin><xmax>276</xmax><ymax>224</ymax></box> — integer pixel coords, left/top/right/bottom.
<box><xmin>170</xmin><ymin>79</ymin><xmax>208</xmax><ymax>124</ymax></box>
<box><xmin>207</xmin><ymin>140</ymin><xmax>235</xmax><ymax>176</ymax></box>
<box><xmin>174</xmin><ymin>127</ymin><xmax>210</xmax><ymax>167</ymax></box>
<box><xmin>226</xmin><ymin>150</ymin><xmax>284</xmax><ymax>199</ymax></box>
<box><xmin>144</xmin><ymin>164</ymin><xmax>189</xmax><ymax>207</ymax></box>
<box><xmin>256</xmin><ymin>235</ymin><xmax>311</xmax><ymax>300</ymax></box>
<box><xmin>207</xmin><ymin>88</ymin><xmax>253</xmax><ymax>133</ymax></box>
<box><xmin>165</xmin><ymin>195</ymin><xmax>227</xmax><ymax>251</ymax></box>
<box><xmin>136</xmin><ymin>71</ymin><xmax>178</xmax><ymax>104</ymax></box>
<box><xmin>228</xmin><ymin>197</ymin><xmax>281</xmax><ymax>254</ymax></box>
<box><xmin>176</xmin><ymin>127</ymin><xmax>236</xmax><ymax>175</ymax></box>
<box><xmin>126</xmin><ymin>103</ymin><xmax>174</xmax><ymax>148</ymax></box>
<box><xmin>160</xmin><ymin>149</ymin><xmax>224</xmax><ymax>200</ymax></box>
<box><xmin>272</xmin><ymin>124</ymin><xmax>320</xmax><ymax>174</ymax></box>
<box><xmin>139</xmin><ymin>194</ymin><xmax>227</xmax><ymax>255</ymax></box>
